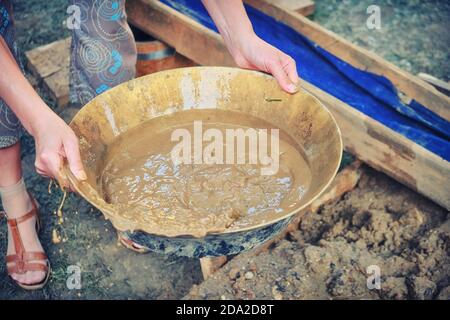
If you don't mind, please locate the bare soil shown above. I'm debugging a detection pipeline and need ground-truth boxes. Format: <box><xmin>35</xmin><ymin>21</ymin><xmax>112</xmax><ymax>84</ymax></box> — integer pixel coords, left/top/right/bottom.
<box><xmin>186</xmin><ymin>167</ymin><xmax>450</xmax><ymax>300</ymax></box>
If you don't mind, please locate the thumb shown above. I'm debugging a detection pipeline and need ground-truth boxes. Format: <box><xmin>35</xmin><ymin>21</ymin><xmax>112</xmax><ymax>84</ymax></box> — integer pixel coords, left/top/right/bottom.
<box><xmin>64</xmin><ymin>136</ymin><xmax>87</xmax><ymax>181</ymax></box>
<box><xmin>268</xmin><ymin>58</ymin><xmax>298</xmax><ymax>94</ymax></box>
<box><xmin>281</xmin><ymin>55</ymin><xmax>300</xmax><ymax>88</ymax></box>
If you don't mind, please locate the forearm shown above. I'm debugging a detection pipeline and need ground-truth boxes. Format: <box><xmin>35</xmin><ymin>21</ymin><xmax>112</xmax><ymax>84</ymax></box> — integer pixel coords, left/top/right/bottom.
<box><xmin>0</xmin><ymin>36</ymin><xmax>51</xmax><ymax>137</ymax></box>
<box><xmin>201</xmin><ymin>0</ymin><xmax>255</xmax><ymax>52</ymax></box>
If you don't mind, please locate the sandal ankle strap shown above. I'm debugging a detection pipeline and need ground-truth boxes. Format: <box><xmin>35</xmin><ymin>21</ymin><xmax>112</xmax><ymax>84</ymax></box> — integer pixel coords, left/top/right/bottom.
<box><xmin>3</xmin><ymin>192</ymin><xmax>38</xmax><ymax>226</ymax></box>
<box><xmin>6</xmin><ymin>207</ymin><xmax>37</xmax><ymax>227</ymax></box>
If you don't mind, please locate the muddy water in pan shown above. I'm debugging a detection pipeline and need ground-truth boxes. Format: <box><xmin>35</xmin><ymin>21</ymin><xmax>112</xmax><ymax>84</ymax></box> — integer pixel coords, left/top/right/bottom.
<box><xmin>99</xmin><ymin>109</ymin><xmax>311</xmax><ymax>237</ymax></box>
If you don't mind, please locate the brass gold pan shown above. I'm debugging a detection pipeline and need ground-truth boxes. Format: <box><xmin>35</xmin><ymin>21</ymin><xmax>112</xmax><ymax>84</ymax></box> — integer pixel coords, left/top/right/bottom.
<box><xmin>62</xmin><ymin>67</ymin><xmax>342</xmax><ymax>256</ymax></box>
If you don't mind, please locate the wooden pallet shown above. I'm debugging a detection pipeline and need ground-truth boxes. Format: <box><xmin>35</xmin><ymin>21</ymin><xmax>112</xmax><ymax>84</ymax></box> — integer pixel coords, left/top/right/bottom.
<box><xmin>125</xmin><ymin>0</ymin><xmax>450</xmax><ymax>209</ymax></box>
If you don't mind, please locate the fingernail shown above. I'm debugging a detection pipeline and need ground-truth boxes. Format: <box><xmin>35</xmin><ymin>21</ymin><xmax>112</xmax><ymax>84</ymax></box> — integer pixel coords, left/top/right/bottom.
<box><xmin>77</xmin><ymin>170</ymin><xmax>87</xmax><ymax>181</ymax></box>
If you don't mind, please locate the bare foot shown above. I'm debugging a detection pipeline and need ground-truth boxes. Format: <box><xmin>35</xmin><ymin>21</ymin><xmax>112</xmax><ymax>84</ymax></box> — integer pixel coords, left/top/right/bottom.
<box><xmin>6</xmin><ymin>213</ymin><xmax>47</xmax><ymax>285</ymax></box>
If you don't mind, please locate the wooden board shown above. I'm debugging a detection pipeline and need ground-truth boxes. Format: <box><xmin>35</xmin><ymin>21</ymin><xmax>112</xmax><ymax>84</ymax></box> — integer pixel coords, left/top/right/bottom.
<box><xmin>128</xmin><ymin>1</ymin><xmax>232</xmax><ymax>67</ymax></box>
<box><xmin>25</xmin><ymin>37</ymin><xmax>71</xmax><ymax>108</ymax></box>
<box><xmin>126</xmin><ymin>0</ymin><xmax>450</xmax><ymax>209</ymax></box>
<box><xmin>417</xmin><ymin>73</ymin><xmax>450</xmax><ymax>96</ymax></box>
<box><xmin>264</xmin><ymin>0</ymin><xmax>315</xmax><ymax>16</ymax></box>
<box><xmin>245</xmin><ymin>0</ymin><xmax>450</xmax><ymax>122</ymax></box>
<box><xmin>200</xmin><ymin>256</ymin><xmax>228</xmax><ymax>280</ymax></box>
<box><xmin>136</xmin><ymin>39</ymin><xmax>196</xmax><ymax>76</ymax></box>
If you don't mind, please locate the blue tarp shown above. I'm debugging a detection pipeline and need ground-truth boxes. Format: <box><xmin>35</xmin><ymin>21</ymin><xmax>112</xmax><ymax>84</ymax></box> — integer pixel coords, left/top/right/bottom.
<box><xmin>160</xmin><ymin>0</ymin><xmax>450</xmax><ymax>161</ymax></box>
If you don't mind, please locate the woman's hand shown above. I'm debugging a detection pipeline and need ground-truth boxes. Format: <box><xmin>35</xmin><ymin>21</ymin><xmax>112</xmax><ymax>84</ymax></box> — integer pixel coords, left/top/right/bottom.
<box><xmin>32</xmin><ymin>110</ymin><xmax>86</xmax><ymax>184</ymax></box>
<box><xmin>229</xmin><ymin>34</ymin><xmax>300</xmax><ymax>93</ymax></box>
<box><xmin>0</xmin><ymin>36</ymin><xmax>86</xmax><ymax>185</ymax></box>
<box><xmin>201</xmin><ymin>0</ymin><xmax>300</xmax><ymax>93</ymax></box>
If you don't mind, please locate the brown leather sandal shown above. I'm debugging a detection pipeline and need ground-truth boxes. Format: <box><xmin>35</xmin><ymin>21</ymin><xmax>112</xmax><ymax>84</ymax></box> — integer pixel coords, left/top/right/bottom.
<box><xmin>2</xmin><ymin>195</ymin><xmax>51</xmax><ymax>290</ymax></box>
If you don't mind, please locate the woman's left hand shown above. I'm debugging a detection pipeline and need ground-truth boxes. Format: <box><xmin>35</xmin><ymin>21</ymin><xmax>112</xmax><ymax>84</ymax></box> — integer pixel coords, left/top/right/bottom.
<box><xmin>228</xmin><ymin>33</ymin><xmax>300</xmax><ymax>94</ymax></box>
<box><xmin>201</xmin><ymin>0</ymin><xmax>300</xmax><ymax>94</ymax></box>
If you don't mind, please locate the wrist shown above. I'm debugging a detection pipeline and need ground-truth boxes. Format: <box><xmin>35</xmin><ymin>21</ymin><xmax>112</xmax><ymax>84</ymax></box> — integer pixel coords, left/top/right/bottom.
<box><xmin>28</xmin><ymin>104</ymin><xmax>56</xmax><ymax>138</ymax></box>
<box><xmin>226</xmin><ymin>28</ymin><xmax>257</xmax><ymax>60</ymax></box>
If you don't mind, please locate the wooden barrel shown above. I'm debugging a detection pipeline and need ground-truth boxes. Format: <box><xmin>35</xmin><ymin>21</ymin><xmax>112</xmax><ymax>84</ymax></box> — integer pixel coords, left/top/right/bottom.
<box><xmin>132</xmin><ymin>25</ymin><xmax>195</xmax><ymax>77</ymax></box>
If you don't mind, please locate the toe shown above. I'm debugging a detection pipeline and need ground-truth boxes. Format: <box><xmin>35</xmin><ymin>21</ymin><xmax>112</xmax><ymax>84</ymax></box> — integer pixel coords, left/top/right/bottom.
<box><xmin>25</xmin><ymin>271</ymin><xmax>45</xmax><ymax>285</ymax></box>
<box><xmin>32</xmin><ymin>271</ymin><xmax>46</xmax><ymax>284</ymax></box>
<box><xmin>14</xmin><ymin>273</ymin><xmax>26</xmax><ymax>284</ymax></box>
<box><xmin>24</xmin><ymin>272</ymin><xmax>34</xmax><ymax>285</ymax></box>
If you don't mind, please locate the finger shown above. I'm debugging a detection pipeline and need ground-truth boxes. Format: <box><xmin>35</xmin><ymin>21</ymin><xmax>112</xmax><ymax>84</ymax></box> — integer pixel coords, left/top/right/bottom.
<box><xmin>281</xmin><ymin>55</ymin><xmax>300</xmax><ymax>87</ymax></box>
<box><xmin>35</xmin><ymin>165</ymin><xmax>46</xmax><ymax>175</ymax></box>
<box><xmin>267</xmin><ymin>58</ymin><xmax>298</xmax><ymax>94</ymax></box>
<box><xmin>68</xmin><ymin>181</ymin><xmax>77</xmax><ymax>193</ymax></box>
<box><xmin>64</xmin><ymin>136</ymin><xmax>87</xmax><ymax>181</ymax></box>
<box><xmin>38</xmin><ymin>152</ymin><xmax>63</xmax><ymax>180</ymax></box>
<box><xmin>35</xmin><ymin>167</ymin><xmax>50</xmax><ymax>178</ymax></box>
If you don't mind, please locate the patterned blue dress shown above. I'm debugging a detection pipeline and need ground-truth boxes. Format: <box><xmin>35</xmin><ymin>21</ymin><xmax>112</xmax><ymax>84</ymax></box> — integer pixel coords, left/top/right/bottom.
<box><xmin>69</xmin><ymin>0</ymin><xmax>136</xmax><ymax>106</ymax></box>
<box><xmin>0</xmin><ymin>0</ymin><xmax>23</xmax><ymax>148</ymax></box>
<box><xmin>0</xmin><ymin>0</ymin><xmax>138</xmax><ymax>147</ymax></box>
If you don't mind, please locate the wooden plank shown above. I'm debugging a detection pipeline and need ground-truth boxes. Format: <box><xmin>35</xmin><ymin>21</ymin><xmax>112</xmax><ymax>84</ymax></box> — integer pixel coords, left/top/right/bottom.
<box><xmin>127</xmin><ymin>1</ymin><xmax>233</xmax><ymax>67</ymax></box>
<box><xmin>309</xmin><ymin>160</ymin><xmax>363</xmax><ymax>212</ymax></box>
<box><xmin>417</xmin><ymin>73</ymin><xmax>450</xmax><ymax>96</ymax></box>
<box><xmin>245</xmin><ymin>0</ymin><xmax>450</xmax><ymax>122</ymax></box>
<box><xmin>44</xmin><ymin>65</ymin><xmax>70</xmax><ymax>108</ymax></box>
<box><xmin>25</xmin><ymin>37</ymin><xmax>71</xmax><ymax>108</ymax></box>
<box><xmin>264</xmin><ymin>0</ymin><xmax>315</xmax><ymax>16</ymax></box>
<box><xmin>200</xmin><ymin>256</ymin><xmax>228</xmax><ymax>280</ymax></box>
<box><xmin>301</xmin><ymin>80</ymin><xmax>450</xmax><ymax>210</ymax></box>
<box><xmin>126</xmin><ymin>0</ymin><xmax>450</xmax><ymax>209</ymax></box>
<box><xmin>25</xmin><ymin>37</ymin><xmax>71</xmax><ymax>79</ymax></box>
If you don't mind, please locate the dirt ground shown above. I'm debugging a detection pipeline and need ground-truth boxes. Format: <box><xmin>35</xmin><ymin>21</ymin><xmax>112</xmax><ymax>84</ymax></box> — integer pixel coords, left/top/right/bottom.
<box><xmin>0</xmin><ymin>1</ymin><xmax>448</xmax><ymax>299</ymax></box>
<box><xmin>313</xmin><ymin>0</ymin><xmax>450</xmax><ymax>81</ymax></box>
<box><xmin>186</xmin><ymin>167</ymin><xmax>450</xmax><ymax>300</ymax></box>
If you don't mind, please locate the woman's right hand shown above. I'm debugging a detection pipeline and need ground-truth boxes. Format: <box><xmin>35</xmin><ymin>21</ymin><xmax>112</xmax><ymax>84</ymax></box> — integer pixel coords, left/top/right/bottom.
<box><xmin>32</xmin><ymin>110</ymin><xmax>87</xmax><ymax>184</ymax></box>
